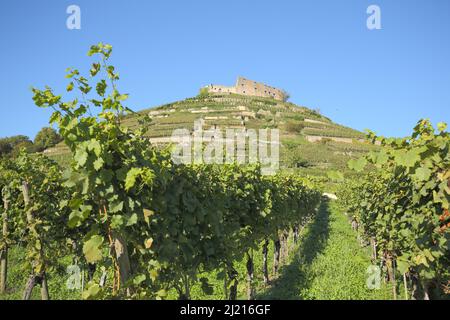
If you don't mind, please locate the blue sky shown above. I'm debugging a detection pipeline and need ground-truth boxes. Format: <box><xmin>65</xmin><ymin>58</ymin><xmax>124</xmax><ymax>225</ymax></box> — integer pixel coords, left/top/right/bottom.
<box><xmin>1</xmin><ymin>0</ymin><xmax>449</xmax><ymax>139</ymax></box>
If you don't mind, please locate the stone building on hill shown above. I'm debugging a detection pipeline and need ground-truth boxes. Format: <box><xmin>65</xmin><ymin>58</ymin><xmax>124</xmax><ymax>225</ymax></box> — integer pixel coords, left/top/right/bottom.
<box><xmin>204</xmin><ymin>77</ymin><xmax>285</xmax><ymax>101</ymax></box>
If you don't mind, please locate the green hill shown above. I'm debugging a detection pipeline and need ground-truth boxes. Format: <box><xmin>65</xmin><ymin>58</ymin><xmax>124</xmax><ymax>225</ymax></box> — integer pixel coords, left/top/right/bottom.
<box><xmin>45</xmin><ymin>93</ymin><xmax>379</xmax><ymax>176</ymax></box>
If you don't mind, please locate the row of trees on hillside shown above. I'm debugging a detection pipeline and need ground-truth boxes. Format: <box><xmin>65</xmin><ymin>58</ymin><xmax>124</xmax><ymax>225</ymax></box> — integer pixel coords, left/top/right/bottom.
<box><xmin>0</xmin><ymin>127</ymin><xmax>62</xmax><ymax>158</ymax></box>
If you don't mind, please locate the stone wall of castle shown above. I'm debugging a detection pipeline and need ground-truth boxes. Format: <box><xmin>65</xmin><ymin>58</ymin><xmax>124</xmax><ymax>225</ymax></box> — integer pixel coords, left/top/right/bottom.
<box><xmin>207</xmin><ymin>84</ymin><xmax>236</xmax><ymax>94</ymax></box>
<box><xmin>205</xmin><ymin>77</ymin><xmax>284</xmax><ymax>101</ymax></box>
<box><xmin>235</xmin><ymin>77</ymin><xmax>284</xmax><ymax>100</ymax></box>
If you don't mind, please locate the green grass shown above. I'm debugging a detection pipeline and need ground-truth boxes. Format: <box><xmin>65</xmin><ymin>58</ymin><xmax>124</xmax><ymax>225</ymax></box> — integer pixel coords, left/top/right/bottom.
<box><xmin>0</xmin><ymin>246</ymin><xmax>80</xmax><ymax>300</ymax></box>
<box><xmin>258</xmin><ymin>200</ymin><xmax>392</xmax><ymax>300</ymax></box>
<box><xmin>303</xmin><ymin>127</ymin><xmax>365</xmax><ymax>139</ymax></box>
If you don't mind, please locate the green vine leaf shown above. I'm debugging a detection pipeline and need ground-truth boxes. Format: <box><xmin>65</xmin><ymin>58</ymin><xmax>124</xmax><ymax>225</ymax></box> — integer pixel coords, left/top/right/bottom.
<box><xmin>347</xmin><ymin>157</ymin><xmax>367</xmax><ymax>172</ymax></box>
<box><xmin>83</xmin><ymin>235</ymin><xmax>104</xmax><ymax>264</ymax></box>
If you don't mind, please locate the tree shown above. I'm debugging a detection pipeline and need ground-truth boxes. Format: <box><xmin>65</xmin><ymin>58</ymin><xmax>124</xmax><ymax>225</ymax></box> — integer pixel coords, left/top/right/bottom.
<box><xmin>198</xmin><ymin>87</ymin><xmax>210</xmax><ymax>98</ymax></box>
<box><xmin>0</xmin><ymin>135</ymin><xmax>32</xmax><ymax>158</ymax></box>
<box><xmin>290</xmin><ymin>155</ymin><xmax>311</xmax><ymax>168</ymax></box>
<box><xmin>285</xmin><ymin>121</ymin><xmax>304</xmax><ymax>134</ymax></box>
<box><xmin>0</xmin><ymin>141</ymin><xmax>12</xmax><ymax>157</ymax></box>
<box><xmin>34</xmin><ymin>127</ymin><xmax>62</xmax><ymax>152</ymax></box>
<box><xmin>281</xmin><ymin>90</ymin><xmax>290</xmax><ymax>102</ymax></box>
<box><xmin>10</xmin><ymin>140</ymin><xmax>36</xmax><ymax>157</ymax></box>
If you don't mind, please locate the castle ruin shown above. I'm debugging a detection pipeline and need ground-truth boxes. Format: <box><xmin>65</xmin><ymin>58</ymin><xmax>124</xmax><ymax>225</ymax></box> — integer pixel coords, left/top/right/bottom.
<box><xmin>205</xmin><ymin>77</ymin><xmax>285</xmax><ymax>101</ymax></box>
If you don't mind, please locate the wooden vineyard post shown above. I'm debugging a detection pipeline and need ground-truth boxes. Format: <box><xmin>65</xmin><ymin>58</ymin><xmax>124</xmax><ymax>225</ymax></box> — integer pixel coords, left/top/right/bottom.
<box><xmin>223</xmin><ymin>271</ymin><xmax>228</xmax><ymax>300</ymax></box>
<box><xmin>112</xmin><ymin>232</ymin><xmax>132</xmax><ymax>291</ymax></box>
<box><xmin>227</xmin><ymin>267</ymin><xmax>238</xmax><ymax>300</ymax></box>
<box><xmin>183</xmin><ymin>274</ymin><xmax>191</xmax><ymax>300</ymax></box>
<box><xmin>403</xmin><ymin>273</ymin><xmax>408</xmax><ymax>300</ymax></box>
<box><xmin>371</xmin><ymin>238</ymin><xmax>377</xmax><ymax>262</ymax></box>
<box><xmin>387</xmin><ymin>257</ymin><xmax>397</xmax><ymax>300</ymax></box>
<box><xmin>280</xmin><ymin>231</ymin><xmax>286</xmax><ymax>265</ymax></box>
<box><xmin>392</xmin><ymin>259</ymin><xmax>397</xmax><ymax>300</ymax></box>
<box><xmin>293</xmin><ymin>225</ymin><xmax>299</xmax><ymax>244</ymax></box>
<box><xmin>273</xmin><ymin>235</ymin><xmax>281</xmax><ymax>275</ymax></box>
<box><xmin>0</xmin><ymin>196</ymin><xmax>9</xmax><ymax>294</ymax></box>
<box><xmin>284</xmin><ymin>230</ymin><xmax>290</xmax><ymax>260</ymax></box>
<box><xmin>21</xmin><ymin>181</ymin><xmax>50</xmax><ymax>300</ymax></box>
<box><xmin>40</xmin><ymin>274</ymin><xmax>49</xmax><ymax>300</ymax></box>
<box><xmin>102</xmin><ymin>204</ymin><xmax>132</xmax><ymax>295</ymax></box>
<box><xmin>246</xmin><ymin>250</ymin><xmax>255</xmax><ymax>300</ymax></box>
<box><xmin>262</xmin><ymin>239</ymin><xmax>269</xmax><ymax>285</ymax></box>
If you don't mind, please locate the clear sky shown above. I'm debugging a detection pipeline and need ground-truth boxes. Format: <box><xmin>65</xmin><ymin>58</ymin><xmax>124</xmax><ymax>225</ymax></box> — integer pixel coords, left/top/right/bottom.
<box><xmin>1</xmin><ymin>0</ymin><xmax>449</xmax><ymax>140</ymax></box>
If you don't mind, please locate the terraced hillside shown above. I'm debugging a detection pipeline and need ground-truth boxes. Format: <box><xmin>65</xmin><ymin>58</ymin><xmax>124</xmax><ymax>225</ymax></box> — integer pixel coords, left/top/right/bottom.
<box><xmin>44</xmin><ymin>93</ymin><xmax>379</xmax><ymax>175</ymax></box>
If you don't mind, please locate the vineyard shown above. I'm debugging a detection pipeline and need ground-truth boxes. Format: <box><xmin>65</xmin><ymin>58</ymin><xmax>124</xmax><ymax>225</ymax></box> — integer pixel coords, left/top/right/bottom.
<box><xmin>0</xmin><ymin>44</ymin><xmax>322</xmax><ymax>300</ymax></box>
<box><xmin>338</xmin><ymin>120</ymin><xmax>450</xmax><ymax>299</ymax></box>
<box><xmin>0</xmin><ymin>43</ymin><xmax>448</xmax><ymax>300</ymax></box>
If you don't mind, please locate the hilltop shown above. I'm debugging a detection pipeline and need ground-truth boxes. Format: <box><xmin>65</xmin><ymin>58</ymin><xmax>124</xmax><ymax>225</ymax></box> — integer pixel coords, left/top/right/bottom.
<box><xmin>45</xmin><ymin>93</ymin><xmax>378</xmax><ymax>176</ymax></box>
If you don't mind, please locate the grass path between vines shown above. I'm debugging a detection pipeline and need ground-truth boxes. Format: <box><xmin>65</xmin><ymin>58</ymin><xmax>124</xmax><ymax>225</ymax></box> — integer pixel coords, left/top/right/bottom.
<box><xmin>258</xmin><ymin>200</ymin><xmax>392</xmax><ymax>300</ymax></box>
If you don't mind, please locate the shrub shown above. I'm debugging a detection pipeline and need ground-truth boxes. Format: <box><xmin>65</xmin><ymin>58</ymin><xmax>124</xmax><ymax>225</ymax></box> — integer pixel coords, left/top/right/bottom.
<box><xmin>34</xmin><ymin>127</ymin><xmax>62</xmax><ymax>152</ymax></box>
<box><xmin>281</xmin><ymin>89</ymin><xmax>290</xmax><ymax>102</ymax></box>
<box><xmin>285</xmin><ymin>121</ymin><xmax>304</xmax><ymax>134</ymax></box>
<box><xmin>198</xmin><ymin>87</ymin><xmax>210</xmax><ymax>98</ymax></box>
